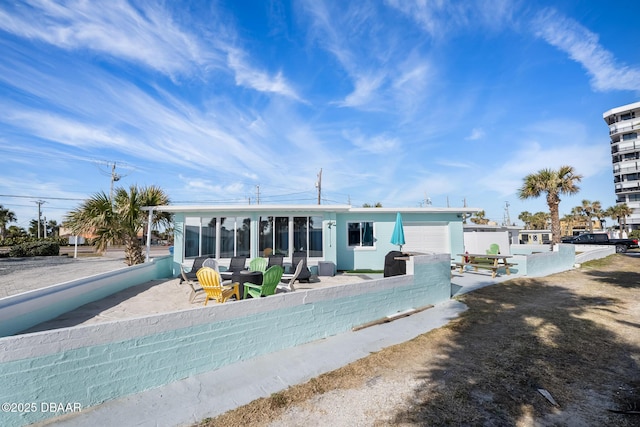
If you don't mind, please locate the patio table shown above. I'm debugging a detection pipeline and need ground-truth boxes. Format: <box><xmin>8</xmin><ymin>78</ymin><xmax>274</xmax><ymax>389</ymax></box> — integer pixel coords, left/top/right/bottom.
<box><xmin>453</xmin><ymin>253</ymin><xmax>515</xmax><ymax>278</ymax></box>
<box><xmin>231</xmin><ymin>270</ymin><xmax>263</xmax><ymax>299</ymax></box>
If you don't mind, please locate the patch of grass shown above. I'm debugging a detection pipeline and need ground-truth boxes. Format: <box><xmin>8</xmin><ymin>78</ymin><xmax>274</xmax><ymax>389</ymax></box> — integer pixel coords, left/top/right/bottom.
<box><xmin>580</xmin><ymin>254</ymin><xmax>618</xmax><ymax>268</ymax></box>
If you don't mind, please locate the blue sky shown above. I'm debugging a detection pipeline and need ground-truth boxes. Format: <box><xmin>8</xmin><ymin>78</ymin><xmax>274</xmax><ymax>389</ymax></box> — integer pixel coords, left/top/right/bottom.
<box><xmin>1</xmin><ymin>0</ymin><xmax>639</xmax><ymax>230</ymax></box>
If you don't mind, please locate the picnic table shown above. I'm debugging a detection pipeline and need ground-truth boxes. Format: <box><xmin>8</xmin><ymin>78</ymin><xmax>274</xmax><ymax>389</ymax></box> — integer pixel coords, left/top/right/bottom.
<box><xmin>453</xmin><ymin>253</ymin><xmax>515</xmax><ymax>278</ymax></box>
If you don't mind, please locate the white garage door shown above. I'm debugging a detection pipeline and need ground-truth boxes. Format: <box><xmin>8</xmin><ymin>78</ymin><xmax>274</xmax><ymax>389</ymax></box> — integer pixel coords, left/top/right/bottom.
<box><xmin>403</xmin><ymin>222</ymin><xmax>450</xmax><ymax>254</ymax></box>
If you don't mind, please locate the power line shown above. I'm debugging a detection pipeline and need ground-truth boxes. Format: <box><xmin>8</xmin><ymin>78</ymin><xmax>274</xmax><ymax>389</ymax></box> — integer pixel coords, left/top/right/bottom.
<box><xmin>0</xmin><ymin>194</ymin><xmax>86</xmax><ymax>201</ymax></box>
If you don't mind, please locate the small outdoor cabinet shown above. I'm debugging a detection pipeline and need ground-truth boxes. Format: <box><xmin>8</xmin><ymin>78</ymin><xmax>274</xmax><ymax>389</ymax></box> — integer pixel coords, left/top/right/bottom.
<box><xmin>318</xmin><ymin>261</ymin><xmax>336</xmax><ymax>276</ymax></box>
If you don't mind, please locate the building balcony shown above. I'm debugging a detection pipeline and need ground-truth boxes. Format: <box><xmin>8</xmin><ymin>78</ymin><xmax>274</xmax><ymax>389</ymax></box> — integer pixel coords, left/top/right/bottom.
<box><xmin>609</xmin><ymin>120</ymin><xmax>640</xmax><ymax>134</ymax></box>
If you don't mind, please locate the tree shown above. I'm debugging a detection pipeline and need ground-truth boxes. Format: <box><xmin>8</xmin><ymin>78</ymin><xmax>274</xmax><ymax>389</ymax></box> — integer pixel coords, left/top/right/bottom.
<box><xmin>0</xmin><ymin>205</ymin><xmax>17</xmax><ymax>239</ymax></box>
<box><xmin>470</xmin><ymin>210</ymin><xmax>490</xmax><ymax>225</ymax></box>
<box><xmin>518</xmin><ymin>211</ymin><xmax>550</xmax><ymax>230</ymax></box>
<box><xmin>606</xmin><ymin>203</ymin><xmax>633</xmax><ymax>232</ymax></box>
<box><xmin>518</xmin><ymin>166</ymin><xmax>582</xmax><ymax>244</ymax></box>
<box><xmin>28</xmin><ymin>219</ymin><xmax>43</xmax><ymax>237</ymax></box>
<box><xmin>518</xmin><ymin>211</ymin><xmax>533</xmax><ymax>229</ymax></box>
<box><xmin>362</xmin><ymin>202</ymin><xmax>383</xmax><ymax>208</ymax></box>
<box><xmin>46</xmin><ymin>219</ymin><xmax>60</xmax><ymax>237</ymax></box>
<box><xmin>65</xmin><ymin>185</ymin><xmax>172</xmax><ymax>266</ymax></box>
<box><xmin>578</xmin><ymin>199</ymin><xmax>602</xmax><ymax>233</ymax></box>
<box><xmin>530</xmin><ymin>212</ymin><xmax>551</xmax><ymax>230</ymax></box>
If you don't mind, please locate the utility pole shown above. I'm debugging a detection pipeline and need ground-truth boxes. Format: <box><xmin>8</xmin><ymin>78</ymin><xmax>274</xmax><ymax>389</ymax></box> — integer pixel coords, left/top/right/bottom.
<box><xmin>424</xmin><ymin>191</ymin><xmax>432</xmax><ymax>206</ymax></box>
<box><xmin>34</xmin><ymin>200</ymin><xmax>46</xmax><ymax>238</ymax></box>
<box><xmin>256</xmin><ymin>185</ymin><xmax>260</xmax><ymax>204</ymax></box>
<box><xmin>503</xmin><ymin>201</ymin><xmax>511</xmax><ymax>226</ymax></box>
<box><xmin>110</xmin><ymin>162</ymin><xmax>121</xmax><ymax>204</ymax></box>
<box><xmin>315</xmin><ymin>168</ymin><xmax>322</xmax><ymax>205</ymax></box>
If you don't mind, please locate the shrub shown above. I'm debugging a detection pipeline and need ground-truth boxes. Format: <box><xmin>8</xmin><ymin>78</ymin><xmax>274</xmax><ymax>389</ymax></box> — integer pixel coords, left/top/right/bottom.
<box><xmin>8</xmin><ymin>241</ymin><xmax>60</xmax><ymax>257</ymax></box>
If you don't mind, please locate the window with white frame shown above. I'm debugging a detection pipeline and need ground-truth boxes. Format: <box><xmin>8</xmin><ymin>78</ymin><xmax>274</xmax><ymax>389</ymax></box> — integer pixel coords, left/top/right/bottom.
<box><xmin>347</xmin><ymin>221</ymin><xmax>374</xmax><ymax>247</ymax></box>
<box><xmin>184</xmin><ymin>216</ymin><xmax>249</xmax><ymax>259</ymax></box>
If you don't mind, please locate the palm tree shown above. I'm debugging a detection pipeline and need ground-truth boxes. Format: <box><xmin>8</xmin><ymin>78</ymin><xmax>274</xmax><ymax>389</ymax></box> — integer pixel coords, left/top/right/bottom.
<box><xmin>470</xmin><ymin>210</ymin><xmax>490</xmax><ymax>225</ymax></box>
<box><xmin>6</xmin><ymin>225</ymin><xmax>27</xmax><ymax>238</ymax></box>
<box><xmin>579</xmin><ymin>199</ymin><xmax>602</xmax><ymax>233</ymax></box>
<box><xmin>607</xmin><ymin>203</ymin><xmax>633</xmax><ymax>233</ymax></box>
<box><xmin>46</xmin><ymin>219</ymin><xmax>60</xmax><ymax>237</ymax></box>
<box><xmin>518</xmin><ymin>211</ymin><xmax>533</xmax><ymax>229</ymax></box>
<box><xmin>0</xmin><ymin>205</ymin><xmax>17</xmax><ymax>240</ymax></box>
<box><xmin>518</xmin><ymin>166</ymin><xmax>582</xmax><ymax>244</ymax></box>
<box><xmin>65</xmin><ymin>185</ymin><xmax>172</xmax><ymax>266</ymax></box>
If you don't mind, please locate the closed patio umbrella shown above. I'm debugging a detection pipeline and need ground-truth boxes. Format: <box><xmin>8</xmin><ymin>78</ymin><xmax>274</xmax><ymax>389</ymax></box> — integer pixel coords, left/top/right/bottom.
<box><xmin>390</xmin><ymin>212</ymin><xmax>406</xmax><ymax>251</ymax></box>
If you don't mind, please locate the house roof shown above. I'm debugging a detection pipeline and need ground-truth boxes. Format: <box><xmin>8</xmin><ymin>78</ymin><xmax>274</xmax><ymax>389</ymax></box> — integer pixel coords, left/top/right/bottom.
<box><xmin>143</xmin><ymin>204</ymin><xmax>482</xmax><ymax>215</ymax></box>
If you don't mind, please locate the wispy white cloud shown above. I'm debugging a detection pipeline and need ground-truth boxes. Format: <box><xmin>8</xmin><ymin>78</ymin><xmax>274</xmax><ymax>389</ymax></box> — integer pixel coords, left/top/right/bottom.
<box><xmin>0</xmin><ymin>0</ymin><xmax>303</xmax><ymax>100</ymax></box>
<box><xmin>338</xmin><ymin>74</ymin><xmax>385</xmax><ymax>108</ymax></box>
<box><xmin>465</xmin><ymin>128</ymin><xmax>485</xmax><ymax>140</ymax></box>
<box><xmin>533</xmin><ymin>8</ymin><xmax>640</xmax><ymax>92</ymax></box>
<box><xmin>478</xmin><ymin>139</ymin><xmax>609</xmax><ymax>198</ymax></box>
<box><xmin>437</xmin><ymin>160</ymin><xmax>475</xmax><ymax>169</ymax></box>
<box><xmin>0</xmin><ymin>0</ymin><xmax>215</xmax><ymax>77</ymax></box>
<box><xmin>342</xmin><ymin>129</ymin><xmax>400</xmax><ymax>154</ymax></box>
<box><xmin>384</xmin><ymin>0</ymin><xmax>517</xmax><ymax>39</ymax></box>
<box><xmin>300</xmin><ymin>0</ymin><xmax>434</xmax><ymax>112</ymax></box>
<box><xmin>226</xmin><ymin>49</ymin><xmax>303</xmax><ymax>100</ymax></box>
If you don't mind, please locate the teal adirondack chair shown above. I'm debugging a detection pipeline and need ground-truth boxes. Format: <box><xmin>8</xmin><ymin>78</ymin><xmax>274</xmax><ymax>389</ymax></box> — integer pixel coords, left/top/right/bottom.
<box><xmin>249</xmin><ymin>257</ymin><xmax>268</xmax><ymax>272</ymax></box>
<box><xmin>244</xmin><ymin>265</ymin><xmax>284</xmax><ymax>299</ymax></box>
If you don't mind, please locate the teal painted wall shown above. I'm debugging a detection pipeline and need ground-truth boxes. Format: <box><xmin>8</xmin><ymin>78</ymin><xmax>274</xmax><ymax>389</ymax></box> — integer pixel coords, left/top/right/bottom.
<box><xmin>335</xmin><ymin>211</ymin><xmax>463</xmax><ymax>270</ymax></box>
<box><xmin>0</xmin><ymin>254</ymin><xmax>450</xmax><ymax>427</ymax></box>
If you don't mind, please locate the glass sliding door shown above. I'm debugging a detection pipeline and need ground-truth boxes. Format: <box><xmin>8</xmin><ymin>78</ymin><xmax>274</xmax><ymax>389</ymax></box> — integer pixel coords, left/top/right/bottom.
<box><xmin>236</xmin><ymin>217</ymin><xmax>250</xmax><ymax>257</ymax></box>
<box><xmin>308</xmin><ymin>216</ymin><xmax>323</xmax><ymax>257</ymax></box>
<box><xmin>274</xmin><ymin>216</ymin><xmax>289</xmax><ymax>256</ymax></box>
<box><xmin>201</xmin><ymin>217</ymin><xmax>216</xmax><ymax>257</ymax></box>
<box><xmin>220</xmin><ymin>217</ymin><xmax>236</xmax><ymax>258</ymax></box>
<box><xmin>184</xmin><ymin>217</ymin><xmax>200</xmax><ymax>258</ymax></box>
<box><xmin>293</xmin><ymin>217</ymin><xmax>308</xmax><ymax>253</ymax></box>
<box><xmin>259</xmin><ymin>216</ymin><xmax>273</xmax><ymax>255</ymax></box>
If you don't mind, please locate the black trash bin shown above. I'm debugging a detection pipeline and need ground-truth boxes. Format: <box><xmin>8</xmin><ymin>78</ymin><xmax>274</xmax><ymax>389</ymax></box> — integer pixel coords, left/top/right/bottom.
<box><xmin>384</xmin><ymin>250</ymin><xmax>406</xmax><ymax>277</ymax></box>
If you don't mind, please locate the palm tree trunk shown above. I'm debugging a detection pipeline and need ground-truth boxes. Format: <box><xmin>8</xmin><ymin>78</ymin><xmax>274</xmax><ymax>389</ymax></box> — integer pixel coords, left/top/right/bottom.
<box><xmin>548</xmin><ymin>196</ymin><xmax>561</xmax><ymax>245</ymax></box>
<box><xmin>124</xmin><ymin>236</ymin><xmax>145</xmax><ymax>266</ymax></box>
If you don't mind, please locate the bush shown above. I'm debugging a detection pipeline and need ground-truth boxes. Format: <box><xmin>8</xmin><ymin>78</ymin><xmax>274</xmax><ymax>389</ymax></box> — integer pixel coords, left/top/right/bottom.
<box><xmin>9</xmin><ymin>241</ymin><xmax>60</xmax><ymax>257</ymax></box>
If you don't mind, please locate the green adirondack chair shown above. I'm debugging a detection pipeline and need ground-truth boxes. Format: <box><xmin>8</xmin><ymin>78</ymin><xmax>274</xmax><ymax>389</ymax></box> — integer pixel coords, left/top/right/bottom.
<box><xmin>244</xmin><ymin>265</ymin><xmax>284</xmax><ymax>299</ymax></box>
<box><xmin>486</xmin><ymin>244</ymin><xmax>500</xmax><ymax>255</ymax></box>
<box><xmin>249</xmin><ymin>257</ymin><xmax>268</xmax><ymax>272</ymax></box>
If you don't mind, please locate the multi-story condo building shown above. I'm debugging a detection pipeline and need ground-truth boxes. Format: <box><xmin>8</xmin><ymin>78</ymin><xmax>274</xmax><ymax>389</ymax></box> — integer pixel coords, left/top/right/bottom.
<box><xmin>604</xmin><ymin>101</ymin><xmax>640</xmax><ymax>230</ymax></box>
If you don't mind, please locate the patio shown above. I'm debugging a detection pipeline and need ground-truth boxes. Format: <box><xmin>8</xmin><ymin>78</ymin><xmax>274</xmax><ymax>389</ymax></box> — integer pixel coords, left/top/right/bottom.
<box><xmin>21</xmin><ymin>271</ymin><xmax>378</xmax><ymax>333</ymax></box>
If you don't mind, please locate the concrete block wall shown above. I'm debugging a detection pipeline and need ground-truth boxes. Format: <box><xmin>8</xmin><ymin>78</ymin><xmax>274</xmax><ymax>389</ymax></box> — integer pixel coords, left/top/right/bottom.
<box><xmin>575</xmin><ymin>247</ymin><xmax>615</xmax><ymax>264</ymax></box>
<box><xmin>0</xmin><ymin>254</ymin><xmax>451</xmax><ymax>427</ymax></box>
<box><xmin>523</xmin><ymin>244</ymin><xmax>576</xmax><ymax>277</ymax></box>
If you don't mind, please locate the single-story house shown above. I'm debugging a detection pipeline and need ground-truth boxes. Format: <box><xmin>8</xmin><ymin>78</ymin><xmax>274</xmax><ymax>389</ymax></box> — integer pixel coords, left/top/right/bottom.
<box><xmin>145</xmin><ymin>204</ymin><xmax>481</xmax><ymax>274</ymax></box>
<box><xmin>518</xmin><ymin>229</ymin><xmax>552</xmax><ymax>245</ymax></box>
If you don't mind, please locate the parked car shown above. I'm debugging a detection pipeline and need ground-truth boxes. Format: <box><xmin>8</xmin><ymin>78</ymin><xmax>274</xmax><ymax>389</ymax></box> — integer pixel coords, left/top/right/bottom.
<box><xmin>561</xmin><ymin>233</ymin><xmax>639</xmax><ymax>253</ymax></box>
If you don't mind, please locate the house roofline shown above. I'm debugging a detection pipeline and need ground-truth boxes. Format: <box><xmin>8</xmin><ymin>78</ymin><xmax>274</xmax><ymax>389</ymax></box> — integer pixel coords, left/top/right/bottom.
<box><xmin>142</xmin><ymin>204</ymin><xmax>482</xmax><ymax>215</ymax></box>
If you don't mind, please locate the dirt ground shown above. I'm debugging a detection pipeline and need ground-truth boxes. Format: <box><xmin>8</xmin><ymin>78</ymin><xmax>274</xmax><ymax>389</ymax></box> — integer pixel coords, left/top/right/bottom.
<box><xmin>199</xmin><ymin>254</ymin><xmax>640</xmax><ymax>426</ymax></box>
